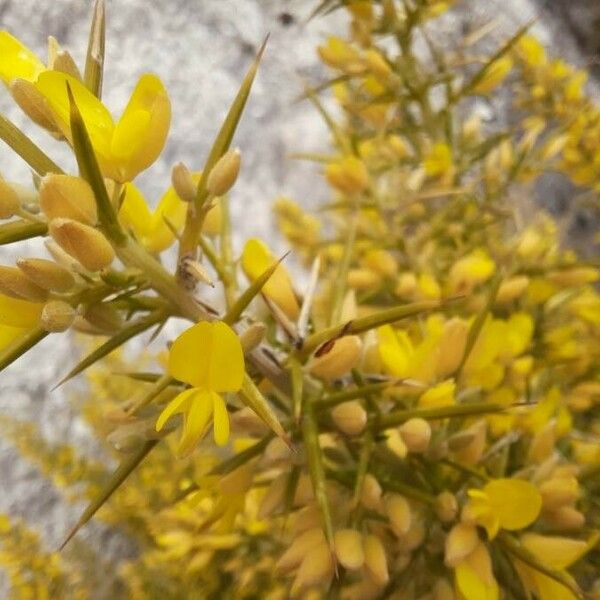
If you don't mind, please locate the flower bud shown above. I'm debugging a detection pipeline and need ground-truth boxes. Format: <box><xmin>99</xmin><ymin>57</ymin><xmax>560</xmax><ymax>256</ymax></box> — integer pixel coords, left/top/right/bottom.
<box><xmin>362</xmin><ymin>249</ymin><xmax>397</xmax><ymax>278</ymax></box>
<box><xmin>399</xmin><ymin>516</ymin><xmax>426</xmax><ymax>551</ymax></box>
<box><xmin>171</xmin><ymin>161</ymin><xmax>196</xmax><ymax>202</ymax></box>
<box><xmin>331</xmin><ymin>401</ymin><xmax>367</xmax><ymax>436</ymax></box>
<box><xmin>385</xmin><ymin>428</ymin><xmax>408</xmax><ymax>459</ymax></box>
<box><xmin>0</xmin><ymin>179</ymin><xmax>21</xmax><ymax>219</ymax></box>
<box><xmin>309</xmin><ymin>335</ymin><xmax>363</xmax><ymax>381</ymax></box>
<box><xmin>363</xmin><ymin>534</ymin><xmax>389</xmax><ymax>586</ymax></box>
<box><xmin>218</xmin><ymin>464</ymin><xmax>253</xmax><ymax>496</ymax></box>
<box><xmin>347</xmin><ymin>268</ymin><xmax>382</xmax><ymax>290</ymax></box>
<box><xmin>399</xmin><ymin>418</ymin><xmax>431</xmax><ymax>453</ymax></box>
<box><xmin>361</xmin><ymin>474</ymin><xmax>383</xmax><ymax>512</ymax></box>
<box><xmin>452</xmin><ymin>420</ymin><xmax>487</xmax><ymax>465</ymax></box>
<box><xmin>384</xmin><ymin>494</ymin><xmax>411</xmax><ymax>537</ymax></box>
<box><xmin>444</xmin><ymin>522</ymin><xmax>478</xmax><ymax>567</ymax></box>
<box><xmin>276</xmin><ymin>527</ymin><xmax>326</xmax><ymax>573</ymax></box>
<box><xmin>435</xmin><ymin>491</ymin><xmax>458</xmax><ymax>523</ymax></box>
<box><xmin>40</xmin><ymin>300</ymin><xmax>75</xmax><ymax>332</ymax></box>
<box><xmin>540</xmin><ymin>476</ymin><xmax>580</xmax><ymax>511</ymax></box>
<box><xmin>229</xmin><ymin>406</ymin><xmax>268</xmax><ymax>436</ymax></box>
<box><xmin>179</xmin><ymin>257</ymin><xmax>214</xmax><ymax>289</ymax></box>
<box><xmin>10</xmin><ymin>79</ymin><xmax>58</xmax><ymax>132</ymax></box>
<box><xmin>325</xmin><ymin>156</ymin><xmax>369</xmax><ymax>195</ymax></box>
<box><xmin>258</xmin><ymin>472</ymin><xmax>287</xmax><ymax>518</ymax></box>
<box><xmin>206</xmin><ymin>148</ymin><xmax>241</xmax><ymax>196</ymax></box>
<box><xmin>49</xmin><ymin>218</ymin><xmax>115</xmax><ymax>271</ymax></box>
<box><xmin>495</xmin><ymin>275</ymin><xmax>530</xmax><ymax>305</ymax></box>
<box><xmin>239</xmin><ymin>322</ymin><xmax>266</xmax><ymax>353</ymax></box>
<box><xmin>16</xmin><ymin>258</ymin><xmax>75</xmax><ymax>292</ymax></box>
<box><xmin>0</xmin><ymin>265</ymin><xmax>48</xmax><ymax>301</ymax></box>
<box><xmin>433</xmin><ymin>578</ymin><xmax>455</xmax><ymax>600</ymax></box>
<box><xmin>40</xmin><ymin>175</ymin><xmax>98</xmax><ymax>225</ymax></box>
<box><xmin>436</xmin><ymin>319</ymin><xmax>469</xmax><ymax>378</ymax></box>
<box><xmin>544</xmin><ymin>506</ymin><xmax>585</xmax><ymax>531</ymax></box>
<box><xmin>334</xmin><ymin>529</ymin><xmax>364</xmax><ymax>570</ymax></box>
<box><xmin>548</xmin><ymin>267</ymin><xmax>599</xmax><ymax>288</ymax></box>
<box><xmin>290</xmin><ymin>538</ymin><xmax>333</xmax><ymax>598</ymax></box>
<box><xmin>394</xmin><ymin>272</ymin><xmax>417</xmax><ymax>299</ymax></box>
<box><xmin>82</xmin><ymin>303</ymin><xmax>123</xmax><ymax>333</ymax></box>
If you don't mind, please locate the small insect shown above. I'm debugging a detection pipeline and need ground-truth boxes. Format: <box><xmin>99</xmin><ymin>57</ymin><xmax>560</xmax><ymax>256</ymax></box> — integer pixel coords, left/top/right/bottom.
<box><xmin>278</xmin><ymin>11</ymin><xmax>295</xmax><ymax>26</ymax></box>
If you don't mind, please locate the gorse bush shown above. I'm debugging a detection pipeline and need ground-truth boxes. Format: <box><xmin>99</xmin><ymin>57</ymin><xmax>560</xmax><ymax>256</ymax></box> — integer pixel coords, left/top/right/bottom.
<box><xmin>0</xmin><ymin>0</ymin><xmax>598</xmax><ymax>598</ymax></box>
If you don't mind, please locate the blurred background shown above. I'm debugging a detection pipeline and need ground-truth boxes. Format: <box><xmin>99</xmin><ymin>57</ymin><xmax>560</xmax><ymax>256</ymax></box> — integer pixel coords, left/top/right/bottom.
<box><xmin>0</xmin><ymin>0</ymin><xmax>598</xmax><ymax>593</ymax></box>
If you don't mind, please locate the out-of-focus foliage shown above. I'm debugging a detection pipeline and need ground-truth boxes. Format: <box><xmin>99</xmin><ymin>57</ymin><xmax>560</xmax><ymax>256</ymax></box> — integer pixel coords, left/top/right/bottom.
<box><xmin>0</xmin><ymin>1</ymin><xmax>599</xmax><ymax>599</ymax></box>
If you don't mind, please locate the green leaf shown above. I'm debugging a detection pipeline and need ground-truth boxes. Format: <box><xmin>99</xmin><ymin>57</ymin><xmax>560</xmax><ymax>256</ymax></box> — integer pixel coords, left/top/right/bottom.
<box><xmin>0</xmin><ymin>113</ymin><xmax>63</xmax><ymax>175</ymax></box>
<box><xmin>54</xmin><ymin>310</ymin><xmax>166</xmax><ymax>388</ymax></box>
<box><xmin>301</xmin><ymin>298</ymin><xmax>447</xmax><ymax>356</ymax></box>
<box><xmin>239</xmin><ymin>374</ymin><xmax>290</xmax><ymax>446</ymax></box>
<box><xmin>0</xmin><ymin>327</ymin><xmax>48</xmax><ymax>374</ymax></box>
<box><xmin>0</xmin><ymin>220</ymin><xmax>47</xmax><ymax>246</ymax></box>
<box><xmin>223</xmin><ymin>252</ymin><xmax>289</xmax><ymax>325</ymax></box>
<box><xmin>66</xmin><ymin>83</ymin><xmax>124</xmax><ymax>243</ymax></box>
<box><xmin>84</xmin><ymin>0</ymin><xmax>106</xmax><ymax>98</ymax></box>
<box><xmin>60</xmin><ymin>439</ymin><xmax>158</xmax><ymax>550</ymax></box>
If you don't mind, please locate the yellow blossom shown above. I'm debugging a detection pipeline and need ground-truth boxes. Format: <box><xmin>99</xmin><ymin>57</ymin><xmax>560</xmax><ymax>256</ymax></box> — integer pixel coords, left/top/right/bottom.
<box><xmin>156</xmin><ymin>321</ymin><xmax>244</xmax><ymax>455</ymax></box>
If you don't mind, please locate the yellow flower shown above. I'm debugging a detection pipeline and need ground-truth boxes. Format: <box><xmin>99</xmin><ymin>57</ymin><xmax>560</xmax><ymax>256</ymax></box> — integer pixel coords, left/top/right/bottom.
<box><xmin>0</xmin><ymin>292</ymin><xmax>43</xmax><ymax>352</ymax></box>
<box><xmin>325</xmin><ymin>156</ymin><xmax>370</xmax><ymax>195</ymax></box>
<box><xmin>472</xmin><ymin>56</ymin><xmax>513</xmax><ymax>95</ymax></box>
<box><xmin>448</xmin><ymin>249</ymin><xmax>495</xmax><ymax>295</ymax></box>
<box><xmin>463</xmin><ymin>478</ymin><xmax>541</xmax><ymax>539</ymax></box>
<box><xmin>35</xmin><ymin>71</ymin><xmax>170</xmax><ymax>183</ymax></box>
<box><xmin>0</xmin><ymin>31</ymin><xmax>45</xmax><ymax>84</ymax></box>
<box><xmin>156</xmin><ymin>321</ymin><xmax>244</xmax><ymax>455</ymax></box>
<box><xmin>454</xmin><ymin>541</ymin><xmax>499</xmax><ymax>600</ymax></box>
<box><xmin>423</xmin><ymin>142</ymin><xmax>453</xmax><ymax>178</ymax></box>
<box><xmin>241</xmin><ymin>238</ymin><xmax>300</xmax><ymax>320</ymax></box>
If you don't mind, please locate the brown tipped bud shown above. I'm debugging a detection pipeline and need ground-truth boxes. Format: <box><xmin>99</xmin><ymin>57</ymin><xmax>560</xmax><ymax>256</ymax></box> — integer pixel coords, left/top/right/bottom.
<box><xmin>171</xmin><ymin>162</ymin><xmax>196</xmax><ymax>202</ymax></box>
<box><xmin>239</xmin><ymin>322</ymin><xmax>266</xmax><ymax>353</ymax></box>
<box><xmin>10</xmin><ymin>79</ymin><xmax>58</xmax><ymax>132</ymax></box>
<box><xmin>16</xmin><ymin>258</ymin><xmax>75</xmax><ymax>292</ymax></box>
<box><xmin>179</xmin><ymin>257</ymin><xmax>214</xmax><ymax>289</ymax></box>
<box><xmin>83</xmin><ymin>303</ymin><xmax>123</xmax><ymax>334</ymax></box>
<box><xmin>49</xmin><ymin>218</ymin><xmax>114</xmax><ymax>271</ymax></box>
<box><xmin>399</xmin><ymin>418</ymin><xmax>431</xmax><ymax>453</ymax></box>
<box><xmin>0</xmin><ymin>265</ymin><xmax>48</xmax><ymax>301</ymax></box>
<box><xmin>384</xmin><ymin>494</ymin><xmax>411</xmax><ymax>537</ymax></box>
<box><xmin>331</xmin><ymin>400</ymin><xmax>367</xmax><ymax>436</ymax></box>
<box><xmin>363</xmin><ymin>534</ymin><xmax>389</xmax><ymax>586</ymax></box>
<box><xmin>41</xmin><ymin>300</ymin><xmax>75</xmax><ymax>332</ymax></box>
<box><xmin>309</xmin><ymin>335</ymin><xmax>363</xmax><ymax>381</ymax></box>
<box><xmin>334</xmin><ymin>529</ymin><xmax>364</xmax><ymax>571</ymax></box>
<box><xmin>435</xmin><ymin>491</ymin><xmax>459</xmax><ymax>523</ymax></box>
<box><xmin>445</xmin><ymin>522</ymin><xmax>479</xmax><ymax>567</ymax></box>
<box><xmin>40</xmin><ymin>175</ymin><xmax>98</xmax><ymax>225</ymax></box>
<box><xmin>206</xmin><ymin>148</ymin><xmax>241</xmax><ymax>196</ymax></box>
<box><xmin>0</xmin><ymin>179</ymin><xmax>21</xmax><ymax>219</ymax></box>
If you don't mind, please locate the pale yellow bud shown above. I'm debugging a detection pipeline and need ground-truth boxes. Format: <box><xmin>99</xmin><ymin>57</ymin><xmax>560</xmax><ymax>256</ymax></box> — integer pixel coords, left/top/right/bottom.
<box><xmin>462</xmin><ymin>114</ymin><xmax>482</xmax><ymax>144</ymax></box>
<box><xmin>385</xmin><ymin>494</ymin><xmax>411</xmax><ymax>537</ymax></box>
<box><xmin>432</xmin><ymin>578</ymin><xmax>455</xmax><ymax>600</ymax></box>
<box><xmin>385</xmin><ymin>428</ymin><xmax>408</xmax><ymax>459</ymax></box>
<box><xmin>363</xmin><ymin>534</ymin><xmax>389</xmax><ymax>586</ymax></box>
<box><xmin>444</xmin><ymin>522</ymin><xmax>479</xmax><ymax>567</ymax></box>
<box><xmin>545</xmin><ymin>505</ymin><xmax>585</xmax><ymax>531</ymax></box>
<box><xmin>361</xmin><ymin>474</ymin><xmax>383</xmax><ymax>511</ymax></box>
<box><xmin>264</xmin><ymin>437</ymin><xmax>292</xmax><ymax>466</ymax></box>
<box><xmin>435</xmin><ymin>491</ymin><xmax>458</xmax><ymax>523</ymax></box>
<box><xmin>540</xmin><ymin>476</ymin><xmax>580</xmax><ymax>511</ymax></box>
<box><xmin>495</xmin><ymin>275</ymin><xmax>530</xmax><ymax>305</ymax></box>
<box><xmin>400</xmin><ymin>517</ymin><xmax>426</xmax><ymax>551</ymax></box>
<box><xmin>10</xmin><ymin>79</ymin><xmax>57</xmax><ymax>132</ymax></box>
<box><xmin>364</xmin><ymin>49</ymin><xmax>391</xmax><ymax>79</ymax></box>
<box><xmin>399</xmin><ymin>418</ymin><xmax>431</xmax><ymax>453</ymax></box>
<box><xmin>0</xmin><ymin>265</ymin><xmax>48</xmax><ymax>301</ymax></box>
<box><xmin>362</xmin><ymin>249</ymin><xmax>397</xmax><ymax>278</ymax></box>
<box><xmin>293</xmin><ymin>474</ymin><xmax>315</xmax><ymax>506</ymax></box>
<box><xmin>331</xmin><ymin>401</ymin><xmax>367</xmax><ymax>436</ymax></box>
<box><xmin>171</xmin><ymin>161</ymin><xmax>196</xmax><ymax>202</ymax></box>
<box><xmin>40</xmin><ymin>300</ymin><xmax>75</xmax><ymax>332</ymax></box>
<box><xmin>40</xmin><ymin>175</ymin><xmax>98</xmax><ymax>225</ymax></box>
<box><xmin>276</xmin><ymin>528</ymin><xmax>326</xmax><ymax>574</ymax></box>
<box><xmin>325</xmin><ymin>156</ymin><xmax>369</xmax><ymax>195</ymax></box>
<box><xmin>309</xmin><ymin>335</ymin><xmax>363</xmax><ymax>381</ymax></box>
<box><xmin>229</xmin><ymin>406</ymin><xmax>268</xmax><ymax>436</ymax></box>
<box><xmin>347</xmin><ymin>268</ymin><xmax>382</xmax><ymax>289</ymax></box>
<box><xmin>528</xmin><ymin>420</ymin><xmax>556</xmax><ymax>464</ymax></box>
<box><xmin>290</xmin><ymin>539</ymin><xmax>333</xmax><ymax>598</ymax></box>
<box><xmin>334</xmin><ymin>529</ymin><xmax>364</xmax><ymax>570</ymax></box>
<box><xmin>71</xmin><ymin>316</ymin><xmax>105</xmax><ymax>335</ymax></box>
<box><xmin>394</xmin><ymin>272</ymin><xmax>417</xmax><ymax>299</ymax></box>
<box><xmin>83</xmin><ymin>303</ymin><xmax>123</xmax><ymax>334</ymax></box>
<box><xmin>44</xmin><ymin>240</ymin><xmax>86</xmax><ymax>273</ymax></box>
<box><xmin>206</xmin><ymin>148</ymin><xmax>241</xmax><ymax>196</ymax></box>
<box><xmin>340</xmin><ymin>289</ymin><xmax>358</xmax><ymax>323</ymax></box>
<box><xmin>16</xmin><ymin>258</ymin><xmax>75</xmax><ymax>292</ymax></box>
<box><xmin>548</xmin><ymin>267</ymin><xmax>599</xmax><ymax>288</ymax></box>
<box><xmin>436</xmin><ymin>318</ymin><xmax>469</xmax><ymax>378</ymax></box>
<box><xmin>218</xmin><ymin>464</ymin><xmax>253</xmax><ymax>496</ymax></box>
<box><xmin>239</xmin><ymin>322</ymin><xmax>266</xmax><ymax>353</ymax></box>
<box><xmin>47</xmin><ymin>36</ymin><xmax>81</xmax><ymax>79</ymax></box>
<box><xmin>0</xmin><ymin>179</ymin><xmax>21</xmax><ymax>219</ymax></box>
<box><xmin>49</xmin><ymin>218</ymin><xmax>114</xmax><ymax>271</ymax></box>
<box><xmin>452</xmin><ymin>420</ymin><xmax>487</xmax><ymax>465</ymax></box>
<box><xmin>258</xmin><ymin>472</ymin><xmax>287</xmax><ymax>518</ymax></box>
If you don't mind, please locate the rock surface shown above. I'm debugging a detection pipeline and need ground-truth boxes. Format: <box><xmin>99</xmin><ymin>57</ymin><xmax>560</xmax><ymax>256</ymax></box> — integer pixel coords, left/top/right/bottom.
<box><xmin>0</xmin><ymin>0</ymin><xmax>597</xmax><ymax>596</ymax></box>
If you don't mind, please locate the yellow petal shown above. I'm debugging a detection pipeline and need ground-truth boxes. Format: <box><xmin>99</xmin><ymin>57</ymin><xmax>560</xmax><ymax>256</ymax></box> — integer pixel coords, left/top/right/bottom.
<box><xmin>0</xmin><ymin>31</ymin><xmax>45</xmax><ymax>84</ymax></box>
<box><xmin>0</xmin><ymin>324</ymin><xmax>31</xmax><ymax>352</ymax></box>
<box><xmin>241</xmin><ymin>238</ymin><xmax>299</xmax><ymax>320</ymax></box>
<box><xmin>377</xmin><ymin>325</ymin><xmax>413</xmax><ymax>378</ymax></box>
<box><xmin>110</xmin><ymin>74</ymin><xmax>171</xmax><ymax>182</ymax></box>
<box><xmin>155</xmin><ymin>387</ymin><xmax>197</xmax><ymax>431</ymax></box>
<box><xmin>118</xmin><ymin>183</ymin><xmax>153</xmax><ymax>239</ymax></box>
<box><xmin>455</xmin><ymin>543</ymin><xmax>499</xmax><ymax>600</ymax></box>
<box><xmin>520</xmin><ymin>534</ymin><xmax>589</xmax><ymax>570</ymax></box>
<box><xmin>0</xmin><ymin>293</ymin><xmax>42</xmax><ymax>327</ymax></box>
<box><xmin>168</xmin><ymin>321</ymin><xmax>244</xmax><ymax>392</ymax></box>
<box><xmin>178</xmin><ymin>390</ymin><xmax>213</xmax><ymax>455</ymax></box>
<box><xmin>211</xmin><ymin>393</ymin><xmax>230</xmax><ymax>447</ymax></box>
<box><xmin>484</xmin><ymin>478</ymin><xmax>542</xmax><ymax>531</ymax></box>
<box><xmin>35</xmin><ymin>71</ymin><xmax>114</xmax><ymax>167</ymax></box>
<box><xmin>146</xmin><ymin>186</ymin><xmax>188</xmax><ymax>252</ymax></box>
